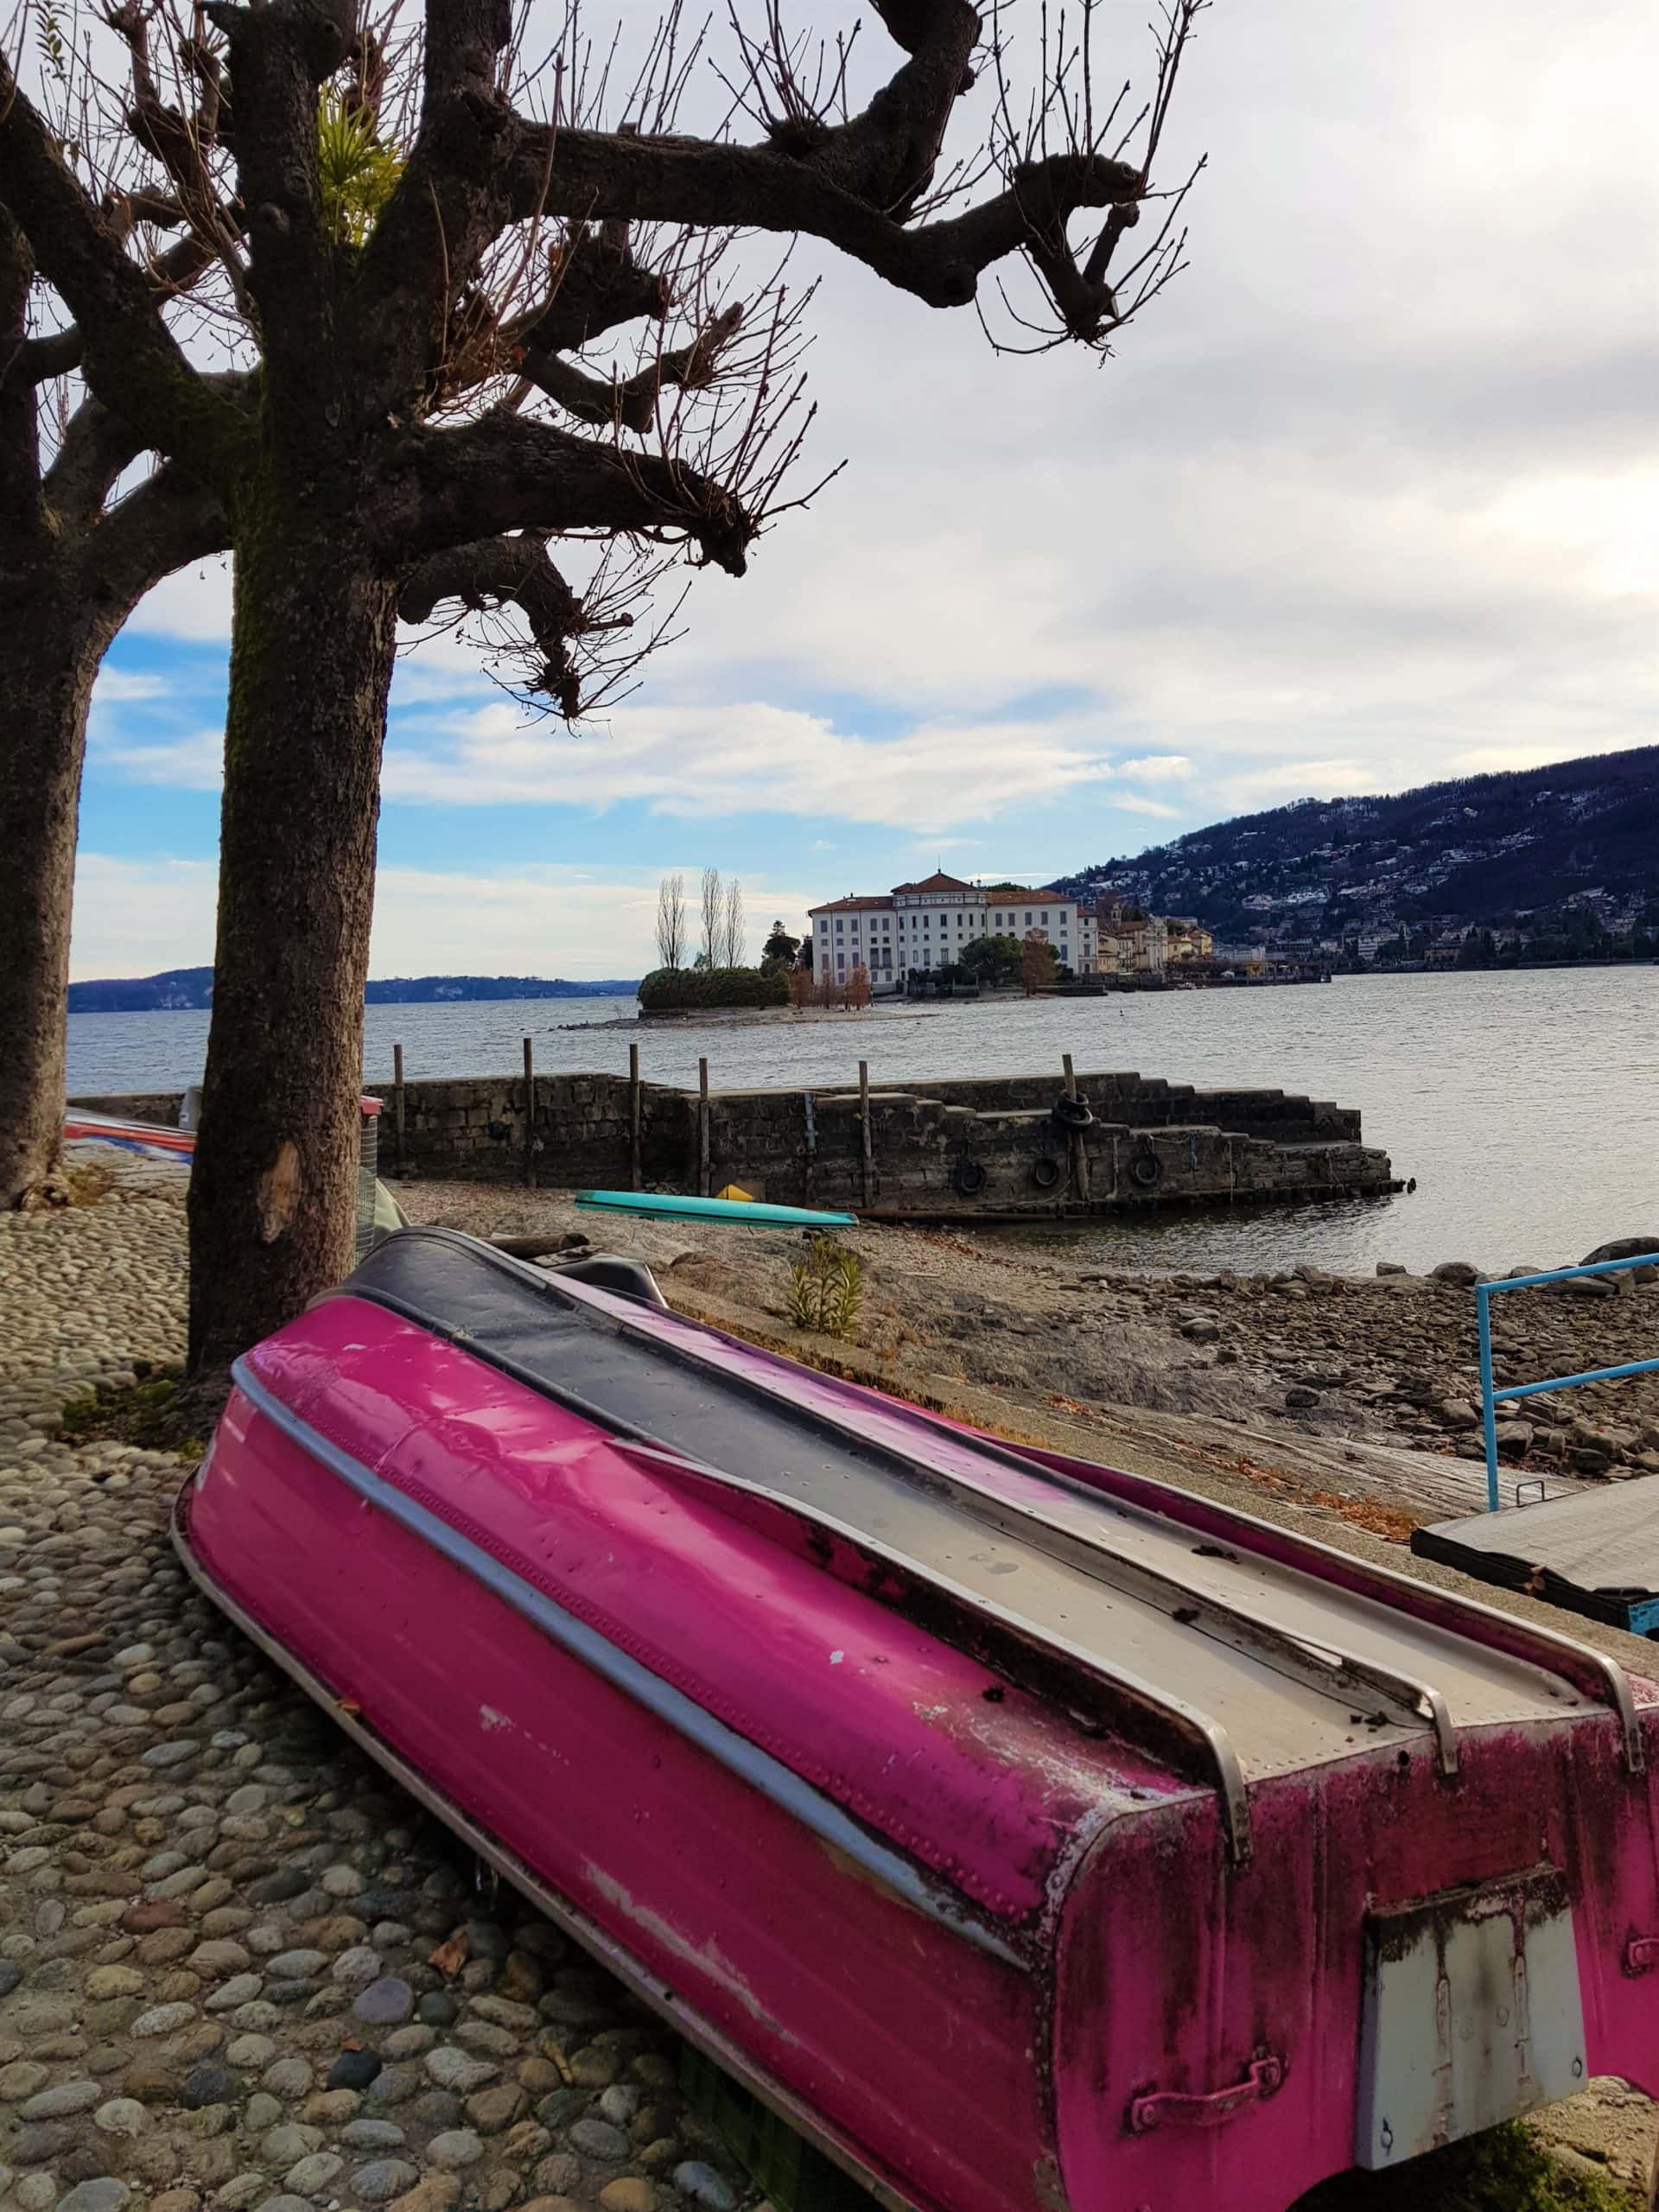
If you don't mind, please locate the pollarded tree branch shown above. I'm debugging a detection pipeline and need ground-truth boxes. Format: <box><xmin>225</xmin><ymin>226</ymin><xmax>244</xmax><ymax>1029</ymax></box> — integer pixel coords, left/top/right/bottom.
<box><xmin>500</xmin><ymin>125</ymin><xmax>1139</xmax><ymax>322</ymax></box>
<box><xmin>519</xmin><ymin>302</ymin><xmax>743</xmax><ymax>434</ymax></box>
<box><xmin>369</xmin><ymin>410</ymin><xmax>755</xmax><ymax>576</ymax></box>
<box><xmin>399</xmin><ymin>532</ymin><xmax>592</xmax><ymax>713</ymax></box>
<box><xmin>0</xmin><ymin>51</ymin><xmax>240</xmax><ymax>473</ymax></box>
<box><xmin>505</xmin><ymin>226</ymin><xmax>674</xmax><ymax>357</ymax></box>
<box><xmin>76</xmin><ymin>452</ymin><xmax>231</xmax><ymax>610</ymax></box>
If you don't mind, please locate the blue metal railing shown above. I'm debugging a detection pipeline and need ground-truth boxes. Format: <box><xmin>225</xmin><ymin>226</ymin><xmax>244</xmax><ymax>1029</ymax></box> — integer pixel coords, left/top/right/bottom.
<box><xmin>1478</xmin><ymin>1252</ymin><xmax>1659</xmax><ymax>1510</ymax></box>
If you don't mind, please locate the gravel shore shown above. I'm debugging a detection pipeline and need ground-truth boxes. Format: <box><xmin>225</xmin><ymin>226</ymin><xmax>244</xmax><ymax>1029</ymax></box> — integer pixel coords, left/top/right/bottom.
<box><xmin>397</xmin><ymin>1182</ymin><xmax>1659</xmax><ymax>1495</ymax></box>
<box><xmin>4</xmin><ymin>1163</ymin><xmax>1656</xmax><ymax>2209</ymax></box>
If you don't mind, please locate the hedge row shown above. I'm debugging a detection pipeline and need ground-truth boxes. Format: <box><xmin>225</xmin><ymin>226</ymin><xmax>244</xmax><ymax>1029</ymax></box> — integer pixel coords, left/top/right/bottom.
<box><xmin>637</xmin><ymin>966</ymin><xmax>791</xmax><ymax>1011</ymax></box>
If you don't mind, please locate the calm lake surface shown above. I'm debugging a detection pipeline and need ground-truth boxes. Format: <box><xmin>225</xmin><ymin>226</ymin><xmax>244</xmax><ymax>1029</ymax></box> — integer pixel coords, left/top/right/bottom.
<box><xmin>67</xmin><ymin>968</ymin><xmax>1659</xmax><ymax>1276</ymax></box>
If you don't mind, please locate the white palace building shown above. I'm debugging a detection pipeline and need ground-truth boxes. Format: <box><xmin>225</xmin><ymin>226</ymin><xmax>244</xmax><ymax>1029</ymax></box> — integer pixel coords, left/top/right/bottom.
<box><xmin>808</xmin><ymin>872</ymin><xmax>1098</xmax><ymax>995</ymax></box>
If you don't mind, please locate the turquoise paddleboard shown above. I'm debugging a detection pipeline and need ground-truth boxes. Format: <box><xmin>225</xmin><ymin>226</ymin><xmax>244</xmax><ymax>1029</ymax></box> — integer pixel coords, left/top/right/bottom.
<box><xmin>575</xmin><ymin>1191</ymin><xmax>857</xmax><ymax>1229</ymax></box>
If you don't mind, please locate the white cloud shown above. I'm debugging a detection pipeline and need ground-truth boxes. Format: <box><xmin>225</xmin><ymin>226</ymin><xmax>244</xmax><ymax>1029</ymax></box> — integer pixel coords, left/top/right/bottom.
<box><xmin>97</xmin><ymin>0</ymin><xmax>1655</xmax><ymax>861</ymax></box>
<box><xmin>95</xmin><ymin>671</ymin><xmax>172</xmax><ymax>703</ymax></box>
<box><xmin>1114</xmin><ymin>796</ymin><xmax>1184</xmax><ymax>819</ymax></box>
<box><xmin>382</xmin><ymin>701</ymin><xmax>1120</xmax><ymax>827</ymax></box>
<box><xmin>69</xmin><ymin>856</ymin><xmax>817</xmax><ymax>982</ymax></box>
<box><xmin>1116</xmin><ymin>757</ymin><xmax>1197</xmax><ymax>784</ymax></box>
<box><xmin>71</xmin><ymin>855</ymin><xmax>219</xmax><ymax>978</ymax></box>
<box><xmin>92</xmin><ymin>728</ymin><xmax>226</xmax><ymax>790</ymax></box>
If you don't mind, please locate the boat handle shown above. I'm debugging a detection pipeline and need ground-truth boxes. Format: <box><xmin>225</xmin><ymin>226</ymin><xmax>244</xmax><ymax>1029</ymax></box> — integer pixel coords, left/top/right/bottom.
<box><xmin>1128</xmin><ymin>2050</ymin><xmax>1286</xmax><ymax>2133</ymax></box>
<box><xmin>1627</xmin><ymin>1936</ymin><xmax>1659</xmax><ymax>1975</ymax></box>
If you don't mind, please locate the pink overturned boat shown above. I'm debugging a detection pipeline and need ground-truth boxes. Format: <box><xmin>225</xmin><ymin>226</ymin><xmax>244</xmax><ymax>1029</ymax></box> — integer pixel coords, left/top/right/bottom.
<box><xmin>177</xmin><ymin>1228</ymin><xmax>1659</xmax><ymax>2212</ymax></box>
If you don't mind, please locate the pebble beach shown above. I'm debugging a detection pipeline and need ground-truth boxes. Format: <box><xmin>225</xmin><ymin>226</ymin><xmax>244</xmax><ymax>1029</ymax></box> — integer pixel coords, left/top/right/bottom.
<box><xmin>4</xmin><ymin>1159</ymin><xmax>1657</xmax><ymax>2209</ymax></box>
<box><xmin>0</xmin><ymin>1164</ymin><xmax>750</xmax><ymax>2212</ymax></box>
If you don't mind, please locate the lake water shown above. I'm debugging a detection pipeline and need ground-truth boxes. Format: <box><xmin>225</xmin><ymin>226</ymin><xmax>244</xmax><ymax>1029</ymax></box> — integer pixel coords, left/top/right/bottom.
<box><xmin>66</xmin><ymin>968</ymin><xmax>1659</xmax><ymax>1276</ymax></box>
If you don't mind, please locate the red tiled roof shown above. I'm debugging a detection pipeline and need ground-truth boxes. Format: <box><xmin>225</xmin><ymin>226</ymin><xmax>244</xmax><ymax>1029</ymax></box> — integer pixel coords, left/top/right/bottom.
<box><xmin>808</xmin><ymin>894</ymin><xmax>894</xmax><ymax>914</ymax></box>
<box><xmin>890</xmin><ymin>871</ymin><xmax>976</xmax><ymax>895</ymax></box>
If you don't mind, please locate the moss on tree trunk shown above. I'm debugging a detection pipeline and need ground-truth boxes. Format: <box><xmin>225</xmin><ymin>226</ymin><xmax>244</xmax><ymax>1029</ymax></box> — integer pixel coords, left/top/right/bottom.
<box><xmin>187</xmin><ymin>481</ymin><xmax>397</xmax><ymax>1371</ymax></box>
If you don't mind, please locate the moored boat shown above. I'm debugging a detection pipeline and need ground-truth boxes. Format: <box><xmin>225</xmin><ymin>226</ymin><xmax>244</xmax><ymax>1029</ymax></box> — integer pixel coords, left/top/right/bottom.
<box><xmin>177</xmin><ymin>1227</ymin><xmax>1659</xmax><ymax>2211</ymax></box>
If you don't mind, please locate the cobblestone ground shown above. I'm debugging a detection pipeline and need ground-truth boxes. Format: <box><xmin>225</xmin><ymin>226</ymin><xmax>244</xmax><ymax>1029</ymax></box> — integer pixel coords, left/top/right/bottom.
<box><xmin>0</xmin><ymin>1173</ymin><xmax>747</xmax><ymax>2212</ymax></box>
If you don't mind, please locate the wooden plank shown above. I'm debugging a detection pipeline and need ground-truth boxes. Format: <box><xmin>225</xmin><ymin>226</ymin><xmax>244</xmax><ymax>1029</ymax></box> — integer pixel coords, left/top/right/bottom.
<box><xmin>698</xmin><ymin>1057</ymin><xmax>710</xmax><ymax>1198</ymax></box>
<box><xmin>629</xmin><ymin>1042</ymin><xmax>642</xmax><ymax>1192</ymax></box>
<box><xmin>859</xmin><ymin>1059</ymin><xmax>874</xmax><ymax>1208</ymax></box>
<box><xmin>523</xmin><ymin>1037</ymin><xmax>537</xmax><ymax>1189</ymax></box>
<box><xmin>393</xmin><ymin>1043</ymin><xmax>406</xmax><ymax>1177</ymax></box>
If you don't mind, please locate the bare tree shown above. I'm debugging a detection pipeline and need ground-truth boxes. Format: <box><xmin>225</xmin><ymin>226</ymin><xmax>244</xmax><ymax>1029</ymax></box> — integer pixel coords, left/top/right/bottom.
<box><xmin>654</xmin><ymin>871</ymin><xmax>687</xmax><ymax>969</ymax></box>
<box><xmin>721</xmin><ymin>877</ymin><xmax>746</xmax><ymax>969</ymax></box>
<box><xmin>1</xmin><ymin>0</ymin><xmax>1209</xmax><ymax>1363</ymax></box>
<box><xmin>700</xmin><ymin>867</ymin><xmax>723</xmax><ymax>969</ymax></box>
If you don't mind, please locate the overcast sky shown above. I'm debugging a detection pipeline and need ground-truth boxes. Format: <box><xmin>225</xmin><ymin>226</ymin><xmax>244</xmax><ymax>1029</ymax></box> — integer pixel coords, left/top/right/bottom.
<box><xmin>73</xmin><ymin>0</ymin><xmax>1658</xmax><ymax>979</ymax></box>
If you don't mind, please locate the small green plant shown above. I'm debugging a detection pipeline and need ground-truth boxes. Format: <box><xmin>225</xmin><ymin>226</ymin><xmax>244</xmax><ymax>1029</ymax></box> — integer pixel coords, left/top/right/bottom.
<box><xmin>316</xmin><ymin>92</ymin><xmax>404</xmax><ymax>247</ymax></box>
<box><xmin>1290</xmin><ymin>2120</ymin><xmax>1639</xmax><ymax>2212</ymax></box>
<box><xmin>786</xmin><ymin>1236</ymin><xmax>864</xmax><ymax>1343</ymax></box>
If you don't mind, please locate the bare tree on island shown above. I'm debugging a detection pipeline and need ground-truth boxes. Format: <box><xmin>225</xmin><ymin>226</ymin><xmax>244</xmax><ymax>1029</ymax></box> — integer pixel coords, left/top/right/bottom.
<box><xmin>654</xmin><ymin>873</ymin><xmax>688</xmax><ymax>969</ymax></box>
<box><xmin>699</xmin><ymin>868</ymin><xmax>724</xmax><ymax>969</ymax></box>
<box><xmin>0</xmin><ymin>0</ymin><xmax>1208</xmax><ymax>1366</ymax></box>
<box><xmin>721</xmin><ymin>878</ymin><xmax>747</xmax><ymax>969</ymax></box>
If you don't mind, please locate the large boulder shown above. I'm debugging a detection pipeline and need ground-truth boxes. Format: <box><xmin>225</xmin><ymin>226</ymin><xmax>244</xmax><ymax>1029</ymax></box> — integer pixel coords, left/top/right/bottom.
<box><xmin>1579</xmin><ymin>1236</ymin><xmax>1659</xmax><ymax>1265</ymax></box>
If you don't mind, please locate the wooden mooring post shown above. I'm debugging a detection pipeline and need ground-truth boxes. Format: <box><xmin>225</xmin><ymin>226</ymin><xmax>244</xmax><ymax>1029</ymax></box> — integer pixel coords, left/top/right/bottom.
<box><xmin>858</xmin><ymin>1060</ymin><xmax>874</xmax><ymax>1208</ymax></box>
<box><xmin>392</xmin><ymin>1043</ymin><xmax>406</xmax><ymax>1177</ymax></box>
<box><xmin>523</xmin><ymin>1036</ymin><xmax>537</xmax><ymax>1188</ymax></box>
<box><xmin>1062</xmin><ymin>1052</ymin><xmax>1090</xmax><ymax>1204</ymax></box>
<box><xmin>629</xmin><ymin>1043</ymin><xmax>643</xmax><ymax>1191</ymax></box>
<box><xmin>698</xmin><ymin>1057</ymin><xmax>711</xmax><ymax>1197</ymax></box>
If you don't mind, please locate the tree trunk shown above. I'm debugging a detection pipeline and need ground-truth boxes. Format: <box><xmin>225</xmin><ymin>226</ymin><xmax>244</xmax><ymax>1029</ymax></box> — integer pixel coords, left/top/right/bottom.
<box><xmin>187</xmin><ymin>495</ymin><xmax>397</xmax><ymax>1372</ymax></box>
<box><xmin>0</xmin><ymin>584</ymin><xmax>118</xmax><ymax>1206</ymax></box>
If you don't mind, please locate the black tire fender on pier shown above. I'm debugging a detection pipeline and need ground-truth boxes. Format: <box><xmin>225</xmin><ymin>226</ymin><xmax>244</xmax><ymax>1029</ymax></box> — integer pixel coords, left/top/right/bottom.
<box><xmin>1129</xmin><ymin>1151</ymin><xmax>1163</xmax><ymax>1188</ymax></box>
<box><xmin>1052</xmin><ymin>1093</ymin><xmax>1095</xmax><ymax>1129</ymax></box>
<box><xmin>953</xmin><ymin>1158</ymin><xmax>988</xmax><ymax>1198</ymax></box>
<box><xmin>1031</xmin><ymin>1155</ymin><xmax>1062</xmax><ymax>1192</ymax></box>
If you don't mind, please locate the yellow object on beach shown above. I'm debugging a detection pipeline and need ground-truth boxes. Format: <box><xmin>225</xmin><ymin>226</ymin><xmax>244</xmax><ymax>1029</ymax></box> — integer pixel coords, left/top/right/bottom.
<box><xmin>714</xmin><ymin>1184</ymin><xmax>757</xmax><ymax>1204</ymax></box>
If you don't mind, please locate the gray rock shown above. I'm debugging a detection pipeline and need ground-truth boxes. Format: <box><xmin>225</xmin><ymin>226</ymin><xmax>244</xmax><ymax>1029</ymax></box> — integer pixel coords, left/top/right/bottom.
<box><xmin>672</xmin><ymin>2162</ymin><xmax>737</xmax><ymax>2212</ymax></box>
<box><xmin>282</xmin><ymin>2153</ymin><xmax>344</xmax><ymax>2196</ymax></box>
<box><xmin>1375</xmin><ymin>1261</ymin><xmax>1408</xmax><ymax>1276</ymax></box>
<box><xmin>1580</xmin><ymin>1236</ymin><xmax>1659</xmax><ymax>1266</ymax></box>
<box><xmin>570</xmin><ymin>2116</ymin><xmax>630</xmax><ymax>2162</ymax></box>
<box><xmin>364</xmin><ymin>2065</ymin><xmax>420</xmax><ymax>2109</ymax></box>
<box><xmin>0</xmin><ymin>1961</ymin><xmax>22</xmax><ymax>1999</ymax></box>
<box><xmin>182</xmin><ymin>2065</ymin><xmax>238</xmax><ymax>2109</ymax></box>
<box><xmin>424</xmin><ymin>2131</ymin><xmax>484</xmax><ymax>2171</ymax></box>
<box><xmin>143</xmin><ymin>1740</ymin><xmax>200</xmax><ymax>1768</ymax></box>
<box><xmin>252</xmin><ymin>2198</ymin><xmax>314</xmax><ymax>2212</ymax></box>
<box><xmin>57</xmin><ymin>2183</ymin><xmax>131</xmax><ymax>2212</ymax></box>
<box><xmin>329</xmin><ymin>1948</ymin><xmax>382</xmax><ymax>1988</ymax></box>
<box><xmin>92</xmin><ymin>2100</ymin><xmax>147</xmax><ymax>2138</ymax></box>
<box><xmin>1431</xmin><ymin>1261</ymin><xmax>1485</xmax><ymax>1285</ymax></box>
<box><xmin>260</xmin><ymin>2126</ymin><xmax>323</xmax><ymax>2165</ymax></box>
<box><xmin>20</xmin><ymin>2081</ymin><xmax>101</xmax><ymax>2120</ymax></box>
<box><xmin>132</xmin><ymin>2002</ymin><xmax>198</xmax><ymax>2037</ymax></box>
<box><xmin>349</xmin><ymin>2161</ymin><xmax>421</xmax><ymax>2204</ymax></box>
<box><xmin>352</xmin><ymin>1978</ymin><xmax>414</xmax><ymax>2027</ymax></box>
<box><xmin>423</xmin><ymin>2048</ymin><xmax>498</xmax><ymax>2094</ymax></box>
<box><xmin>260</xmin><ymin>2060</ymin><xmax>314</xmax><ymax>2099</ymax></box>
<box><xmin>264</xmin><ymin>1951</ymin><xmax>327</xmax><ymax>1981</ymax></box>
<box><xmin>339</xmin><ymin>2121</ymin><xmax>407</xmax><ymax>2151</ymax></box>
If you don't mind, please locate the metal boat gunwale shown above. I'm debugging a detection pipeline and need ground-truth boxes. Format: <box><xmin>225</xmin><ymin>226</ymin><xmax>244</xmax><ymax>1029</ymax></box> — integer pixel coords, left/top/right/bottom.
<box><xmin>331</xmin><ymin>1231</ymin><xmax>1639</xmax><ymax>1779</ymax></box>
<box><xmin>220</xmin><ymin>1354</ymin><xmax>1028</xmax><ymax>1967</ymax></box>
<box><xmin>413</xmin><ymin>1224</ymin><xmax>1640</xmax><ymax>1770</ymax></box>
<box><xmin>168</xmin><ymin>1491</ymin><xmax>932</xmax><ymax>2212</ymax></box>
